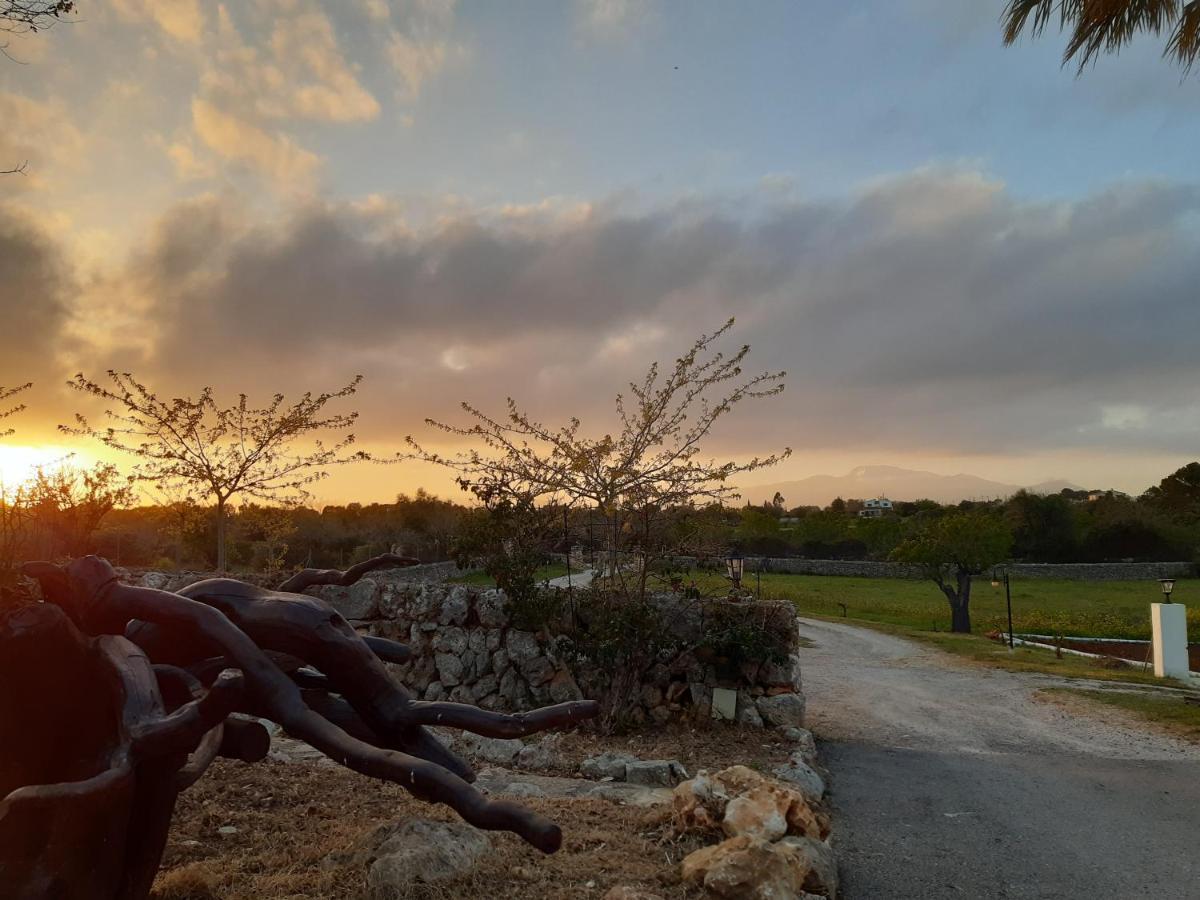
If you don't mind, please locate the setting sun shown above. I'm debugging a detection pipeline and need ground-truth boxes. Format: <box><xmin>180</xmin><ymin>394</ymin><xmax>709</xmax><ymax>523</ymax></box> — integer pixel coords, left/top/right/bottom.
<box><xmin>0</xmin><ymin>445</ymin><xmax>74</xmax><ymax>488</ymax></box>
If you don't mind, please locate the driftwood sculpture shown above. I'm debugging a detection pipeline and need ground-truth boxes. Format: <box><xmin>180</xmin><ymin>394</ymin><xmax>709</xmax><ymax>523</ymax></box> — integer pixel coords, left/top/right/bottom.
<box><xmin>3</xmin><ymin>554</ymin><xmax>598</xmax><ymax>900</ymax></box>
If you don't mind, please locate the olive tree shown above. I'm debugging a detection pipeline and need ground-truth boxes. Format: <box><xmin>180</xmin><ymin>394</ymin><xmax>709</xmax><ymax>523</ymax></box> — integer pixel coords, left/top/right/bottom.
<box><xmin>64</xmin><ymin>372</ymin><xmax>368</xmax><ymax>571</ymax></box>
<box><xmin>892</xmin><ymin>511</ymin><xmax>1012</xmax><ymax>633</ymax></box>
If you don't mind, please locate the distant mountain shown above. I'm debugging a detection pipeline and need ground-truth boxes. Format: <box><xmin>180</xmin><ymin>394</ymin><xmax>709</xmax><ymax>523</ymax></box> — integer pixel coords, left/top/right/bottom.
<box><xmin>739</xmin><ymin>465</ymin><xmax>1084</xmax><ymax>508</ymax></box>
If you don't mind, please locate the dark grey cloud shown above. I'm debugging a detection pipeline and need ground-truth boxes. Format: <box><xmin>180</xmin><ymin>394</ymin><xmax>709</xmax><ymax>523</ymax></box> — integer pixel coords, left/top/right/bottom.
<box><xmin>38</xmin><ymin>167</ymin><xmax>1200</xmax><ymax>460</ymax></box>
<box><xmin>0</xmin><ymin>206</ymin><xmax>72</xmax><ymax>389</ymax></box>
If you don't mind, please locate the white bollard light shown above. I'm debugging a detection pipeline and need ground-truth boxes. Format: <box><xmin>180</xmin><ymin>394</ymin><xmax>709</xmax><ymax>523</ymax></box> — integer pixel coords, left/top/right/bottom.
<box><xmin>1151</xmin><ymin>602</ymin><xmax>1190</xmax><ymax>679</ymax></box>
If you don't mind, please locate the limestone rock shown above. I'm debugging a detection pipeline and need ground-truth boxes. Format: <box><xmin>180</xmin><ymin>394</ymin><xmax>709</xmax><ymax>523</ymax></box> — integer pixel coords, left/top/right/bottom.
<box><xmin>435</xmin><ymin>653</ymin><xmax>465</xmax><ymax>687</ymax></box>
<box><xmin>782</xmin><ymin>727</ymin><xmax>818</xmax><ymax>763</ymax></box>
<box><xmin>581</xmin><ymin>751</ymin><xmax>638</xmax><ymax>781</ymax></box>
<box><xmin>139</xmin><ymin>571</ymin><xmax>170</xmax><ymax>589</ymax></box>
<box><xmin>354</xmin><ymin>819</ymin><xmax>491</xmax><ymax>897</ymax></box>
<box><xmin>602</xmin><ymin>887</ymin><xmax>665</xmax><ymax>900</ymax></box>
<box><xmin>477</xmin><ymin>589</ymin><xmax>508</xmax><ymax>627</ymax></box>
<box><xmin>506</xmin><ymin>629</ymin><xmax>540</xmax><ymax>663</ymax></box>
<box><xmin>722</xmin><ymin>785</ymin><xmax>790</xmax><ymax>841</ymax></box>
<box><xmin>439</xmin><ymin>585</ymin><xmax>470</xmax><ymax>625</ymax></box>
<box><xmin>424</xmin><ymin>681</ymin><xmax>444</xmax><ymax>702</ymax></box>
<box><xmin>736</xmin><ymin>690</ymin><xmax>764</xmax><ymax>727</ymax></box>
<box><xmin>325</xmin><ymin>578</ymin><xmax>379</xmax><ymax>620</ymax></box>
<box><xmin>681</xmin><ymin>835</ymin><xmax>810</xmax><ymax>900</ymax></box>
<box><xmin>432</xmin><ymin>626</ymin><xmax>468</xmax><ymax>656</ymax></box>
<box><xmin>675</xmin><ymin>766</ymin><xmax>822</xmax><ymax>841</ymax></box>
<box><xmin>459</xmin><ymin>734</ymin><xmax>524</xmax><ymax>766</ymax></box>
<box><xmin>779</xmin><ymin>836</ymin><xmax>839</xmax><ymax>898</ymax></box>
<box><xmin>773</xmin><ymin>756</ymin><xmax>825</xmax><ymax>804</ymax></box>
<box><xmin>519</xmin><ymin>654</ymin><xmax>556</xmax><ymax>686</ymax></box>
<box><xmin>516</xmin><ymin>735</ymin><xmax>564</xmax><ymax>771</ymax></box>
<box><xmin>756</xmin><ymin>692</ymin><xmax>807</xmax><ymax>729</ymax></box>
<box><xmin>625</xmin><ymin>759</ymin><xmax>688</xmax><ymax>788</ymax></box>
<box><xmin>547</xmin><ymin>669</ymin><xmax>583</xmax><ymax>703</ymax></box>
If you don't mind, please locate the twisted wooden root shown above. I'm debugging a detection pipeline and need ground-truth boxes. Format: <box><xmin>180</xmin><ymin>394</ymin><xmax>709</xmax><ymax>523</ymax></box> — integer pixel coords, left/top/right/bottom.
<box><xmin>24</xmin><ymin>556</ymin><xmax>598</xmax><ymax>853</ymax></box>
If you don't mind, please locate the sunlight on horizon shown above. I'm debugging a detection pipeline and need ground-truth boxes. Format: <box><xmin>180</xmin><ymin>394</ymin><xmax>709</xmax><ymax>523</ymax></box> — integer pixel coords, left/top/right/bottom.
<box><xmin>0</xmin><ymin>445</ymin><xmax>83</xmax><ymax>489</ymax></box>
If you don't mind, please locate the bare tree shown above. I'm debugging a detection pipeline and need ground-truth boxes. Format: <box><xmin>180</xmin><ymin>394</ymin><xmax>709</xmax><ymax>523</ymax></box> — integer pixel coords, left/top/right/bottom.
<box><xmin>409</xmin><ymin>318</ymin><xmax>790</xmax><ymax>580</ymax></box>
<box><xmin>0</xmin><ymin>383</ymin><xmax>30</xmax><ymax>437</ymax></box>
<box><xmin>1</xmin><ymin>1</ymin><xmax>75</xmax><ymax>33</ymax></box>
<box><xmin>64</xmin><ymin>372</ymin><xmax>369</xmax><ymax>571</ymax></box>
<box><xmin>27</xmin><ymin>459</ymin><xmax>135</xmax><ymax>558</ymax></box>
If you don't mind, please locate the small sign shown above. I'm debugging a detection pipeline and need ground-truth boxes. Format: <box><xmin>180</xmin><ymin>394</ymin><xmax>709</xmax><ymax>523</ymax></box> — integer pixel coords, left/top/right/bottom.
<box><xmin>711</xmin><ymin>686</ymin><xmax>738</xmax><ymax>721</ymax></box>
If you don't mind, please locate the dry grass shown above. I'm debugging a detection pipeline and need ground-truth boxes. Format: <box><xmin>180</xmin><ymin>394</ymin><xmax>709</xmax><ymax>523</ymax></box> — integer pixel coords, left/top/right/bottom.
<box><xmin>153</xmin><ymin>720</ymin><xmax>802</xmax><ymax>900</ymax></box>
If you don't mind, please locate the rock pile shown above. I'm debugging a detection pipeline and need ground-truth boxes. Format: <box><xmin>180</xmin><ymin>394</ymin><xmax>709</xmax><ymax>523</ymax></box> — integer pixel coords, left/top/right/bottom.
<box><xmin>674</xmin><ymin>731</ymin><xmax>837</xmax><ymax>899</ymax></box>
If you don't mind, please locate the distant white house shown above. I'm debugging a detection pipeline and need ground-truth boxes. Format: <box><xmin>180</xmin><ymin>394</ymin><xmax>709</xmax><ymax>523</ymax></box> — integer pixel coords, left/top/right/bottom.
<box><xmin>858</xmin><ymin>498</ymin><xmax>893</xmax><ymax>518</ymax></box>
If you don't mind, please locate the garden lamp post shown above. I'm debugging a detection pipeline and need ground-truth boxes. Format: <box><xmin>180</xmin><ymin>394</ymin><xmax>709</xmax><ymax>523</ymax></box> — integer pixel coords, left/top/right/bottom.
<box><xmin>725</xmin><ymin>552</ymin><xmax>744</xmax><ymax>590</ymax></box>
<box><xmin>991</xmin><ymin>567</ymin><xmax>1014</xmax><ymax>649</ymax></box>
<box><xmin>1159</xmin><ymin>578</ymin><xmax>1176</xmax><ymax>603</ymax></box>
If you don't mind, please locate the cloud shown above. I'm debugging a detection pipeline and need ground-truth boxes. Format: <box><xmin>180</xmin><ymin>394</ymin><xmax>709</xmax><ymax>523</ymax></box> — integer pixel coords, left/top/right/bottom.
<box><xmin>48</xmin><ymin>166</ymin><xmax>1182</xmax><ymax>463</ymax></box>
<box><xmin>0</xmin><ymin>206</ymin><xmax>73</xmax><ymax>390</ymax></box>
<box><xmin>205</xmin><ymin>6</ymin><xmax>380</xmax><ymax>124</ymax></box>
<box><xmin>388</xmin><ymin>32</ymin><xmax>450</xmax><ymax>99</ymax></box>
<box><xmin>191</xmin><ymin>99</ymin><xmax>321</xmax><ymax>189</ymax></box>
<box><xmin>112</xmin><ymin>0</ymin><xmax>206</xmax><ymax>44</ymax></box>
<box><xmin>577</xmin><ymin>0</ymin><xmax>654</xmax><ymax>39</ymax></box>
<box><xmin>0</xmin><ymin>92</ymin><xmax>85</xmax><ymax>188</ymax></box>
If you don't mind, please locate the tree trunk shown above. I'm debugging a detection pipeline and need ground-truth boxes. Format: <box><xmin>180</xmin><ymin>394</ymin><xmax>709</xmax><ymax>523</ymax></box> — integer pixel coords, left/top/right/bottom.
<box><xmin>951</xmin><ymin>569</ymin><xmax>972</xmax><ymax>633</ymax></box>
<box><xmin>216</xmin><ymin>498</ymin><xmax>227</xmax><ymax>573</ymax></box>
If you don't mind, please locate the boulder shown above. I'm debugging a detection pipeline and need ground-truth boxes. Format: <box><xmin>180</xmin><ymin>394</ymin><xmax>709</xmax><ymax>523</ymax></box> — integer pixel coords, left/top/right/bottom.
<box><xmin>779</xmin><ymin>836</ymin><xmax>839</xmax><ymax>898</ymax></box>
<box><xmin>356</xmin><ymin>819</ymin><xmax>490</xmax><ymax>897</ymax></box>
<box><xmin>756</xmin><ymin>692</ymin><xmax>807</xmax><ymax>729</ymax></box>
<box><xmin>681</xmin><ymin>835</ymin><xmax>810</xmax><ymax>900</ymax></box>
<box><xmin>424</xmin><ymin>681</ymin><xmax>445</xmax><ymax>702</ymax></box>
<box><xmin>773</xmin><ymin>756</ymin><xmax>825</xmax><ymax>804</ymax></box>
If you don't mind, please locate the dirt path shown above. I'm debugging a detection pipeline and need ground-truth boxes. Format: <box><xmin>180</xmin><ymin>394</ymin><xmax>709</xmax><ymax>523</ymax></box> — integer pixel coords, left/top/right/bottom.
<box><xmin>800</xmin><ymin>618</ymin><xmax>1200</xmax><ymax>899</ymax></box>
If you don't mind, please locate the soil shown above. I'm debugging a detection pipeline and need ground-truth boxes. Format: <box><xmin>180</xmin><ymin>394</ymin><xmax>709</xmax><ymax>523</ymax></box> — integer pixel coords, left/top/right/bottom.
<box><xmin>1044</xmin><ymin>636</ymin><xmax>1200</xmax><ymax>669</ymax></box>
<box><xmin>151</xmin><ymin>720</ymin><xmax>803</xmax><ymax>900</ymax></box>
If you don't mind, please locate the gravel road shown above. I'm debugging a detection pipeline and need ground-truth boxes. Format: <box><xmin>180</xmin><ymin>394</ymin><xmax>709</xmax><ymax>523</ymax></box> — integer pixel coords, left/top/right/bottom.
<box><xmin>800</xmin><ymin>617</ymin><xmax>1200</xmax><ymax>899</ymax></box>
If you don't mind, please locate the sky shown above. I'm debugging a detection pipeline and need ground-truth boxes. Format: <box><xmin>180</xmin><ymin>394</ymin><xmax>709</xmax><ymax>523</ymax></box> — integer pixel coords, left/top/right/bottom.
<box><xmin>2</xmin><ymin>0</ymin><xmax>1200</xmax><ymax>505</ymax></box>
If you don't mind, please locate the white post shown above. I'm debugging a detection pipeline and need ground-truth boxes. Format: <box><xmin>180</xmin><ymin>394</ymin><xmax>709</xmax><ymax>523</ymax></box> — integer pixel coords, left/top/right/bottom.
<box><xmin>1151</xmin><ymin>603</ymin><xmax>1190</xmax><ymax>679</ymax></box>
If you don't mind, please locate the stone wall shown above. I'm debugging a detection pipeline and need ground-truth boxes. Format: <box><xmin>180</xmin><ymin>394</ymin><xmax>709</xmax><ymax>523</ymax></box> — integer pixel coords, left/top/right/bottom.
<box><xmin>681</xmin><ymin>557</ymin><xmax>1195</xmax><ymax>581</ymax></box>
<box><xmin>305</xmin><ymin>576</ymin><xmax>804</xmax><ymax>729</ymax></box>
<box><xmin>120</xmin><ymin>559</ymin><xmax>478</xmax><ymax>594</ymax></box>
<box><xmin>116</xmin><ymin>563</ymin><xmax>804</xmax><ymax>729</ymax></box>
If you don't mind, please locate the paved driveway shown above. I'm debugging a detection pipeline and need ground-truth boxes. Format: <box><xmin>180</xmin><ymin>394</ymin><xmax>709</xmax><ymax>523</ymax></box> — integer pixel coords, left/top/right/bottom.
<box><xmin>799</xmin><ymin>618</ymin><xmax>1200</xmax><ymax>899</ymax></box>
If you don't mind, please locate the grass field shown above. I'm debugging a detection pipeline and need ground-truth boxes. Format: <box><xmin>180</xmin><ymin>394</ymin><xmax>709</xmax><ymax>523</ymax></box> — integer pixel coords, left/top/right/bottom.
<box><xmin>740</xmin><ymin>573</ymin><xmax>1200</xmax><ymax>642</ymax></box>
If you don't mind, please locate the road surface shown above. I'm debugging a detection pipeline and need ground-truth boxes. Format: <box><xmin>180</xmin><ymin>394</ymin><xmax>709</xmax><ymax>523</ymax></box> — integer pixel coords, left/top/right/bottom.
<box><xmin>799</xmin><ymin>618</ymin><xmax>1200</xmax><ymax>899</ymax></box>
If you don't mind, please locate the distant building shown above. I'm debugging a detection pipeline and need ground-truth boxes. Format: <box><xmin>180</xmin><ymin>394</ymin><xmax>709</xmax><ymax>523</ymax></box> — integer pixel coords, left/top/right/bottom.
<box><xmin>858</xmin><ymin>498</ymin><xmax>893</xmax><ymax>518</ymax></box>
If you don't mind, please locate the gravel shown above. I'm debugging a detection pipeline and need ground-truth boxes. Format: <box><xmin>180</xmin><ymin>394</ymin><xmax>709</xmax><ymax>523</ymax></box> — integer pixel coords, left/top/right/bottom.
<box><xmin>801</xmin><ymin>617</ymin><xmax>1200</xmax><ymax>899</ymax></box>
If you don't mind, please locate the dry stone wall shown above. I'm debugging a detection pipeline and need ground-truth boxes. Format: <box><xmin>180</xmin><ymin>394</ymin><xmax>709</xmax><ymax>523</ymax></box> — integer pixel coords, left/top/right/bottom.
<box><xmin>306</xmin><ymin>574</ymin><xmax>805</xmax><ymax>728</ymax></box>
<box><xmin>116</xmin><ymin>565</ymin><xmax>804</xmax><ymax>728</ymax></box>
